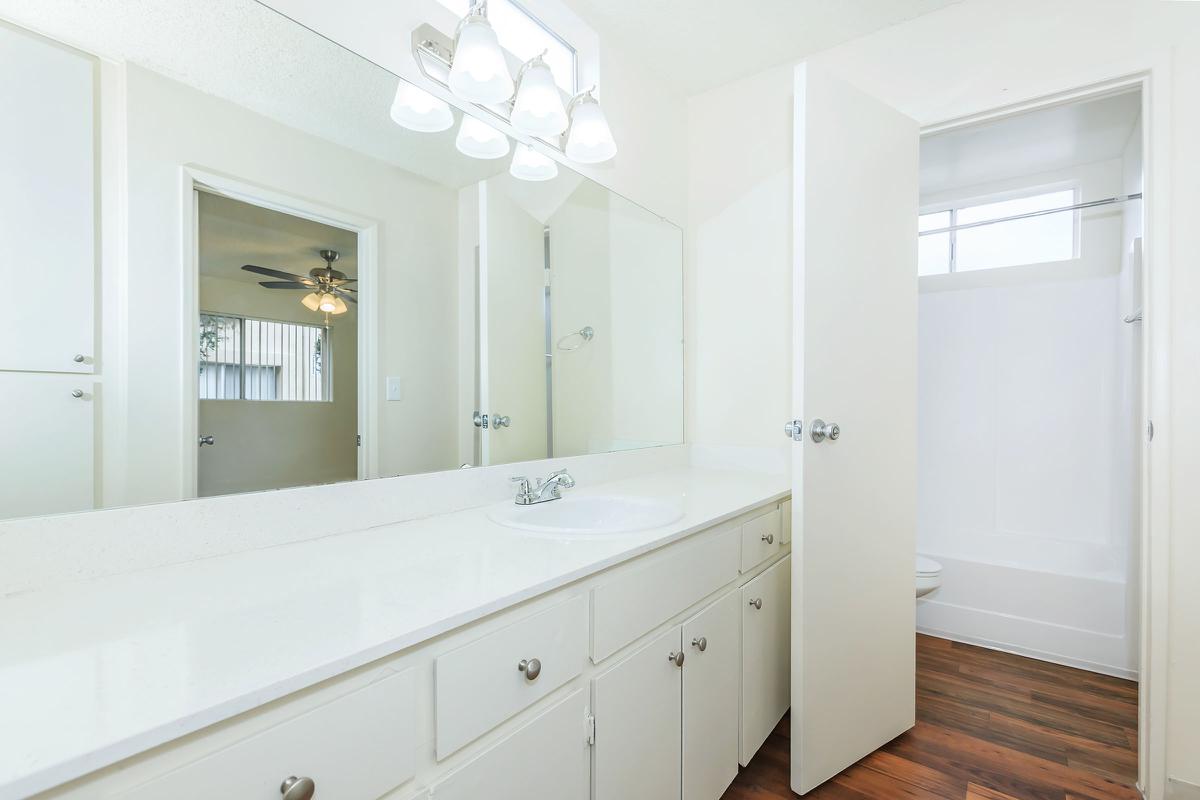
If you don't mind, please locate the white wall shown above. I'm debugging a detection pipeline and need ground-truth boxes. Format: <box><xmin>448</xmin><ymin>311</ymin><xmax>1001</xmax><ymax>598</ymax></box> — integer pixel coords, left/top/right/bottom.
<box><xmin>685</xmin><ymin>0</ymin><xmax>1200</xmax><ymax>789</ymax></box>
<box><xmin>120</xmin><ymin>64</ymin><xmax>460</xmax><ymax>504</ymax></box>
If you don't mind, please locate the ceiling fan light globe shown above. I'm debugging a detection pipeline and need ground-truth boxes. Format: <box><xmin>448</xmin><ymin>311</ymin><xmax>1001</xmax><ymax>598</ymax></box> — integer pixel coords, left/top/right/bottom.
<box><xmin>318</xmin><ymin>292</ymin><xmax>338</xmax><ymax>313</ymax></box>
<box><xmin>301</xmin><ymin>292</ymin><xmax>322</xmax><ymax>311</ymax></box>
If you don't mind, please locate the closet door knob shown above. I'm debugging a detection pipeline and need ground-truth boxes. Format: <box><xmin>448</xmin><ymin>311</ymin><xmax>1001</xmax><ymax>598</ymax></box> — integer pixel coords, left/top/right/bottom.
<box><xmin>668</xmin><ymin>650</ymin><xmax>685</xmax><ymax>667</ymax></box>
<box><xmin>810</xmin><ymin>419</ymin><xmax>841</xmax><ymax>443</ymax></box>
<box><xmin>518</xmin><ymin>658</ymin><xmax>542</xmax><ymax>681</ymax></box>
<box><xmin>280</xmin><ymin>776</ymin><xmax>315</xmax><ymax>800</ymax></box>
<box><xmin>749</xmin><ymin>597</ymin><xmax>763</xmax><ymax>610</ymax></box>
<box><xmin>691</xmin><ymin>636</ymin><xmax>707</xmax><ymax>652</ymax></box>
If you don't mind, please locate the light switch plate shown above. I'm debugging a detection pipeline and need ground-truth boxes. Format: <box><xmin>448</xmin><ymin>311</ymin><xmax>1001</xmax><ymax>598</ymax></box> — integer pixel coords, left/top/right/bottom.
<box><xmin>386</xmin><ymin>376</ymin><xmax>404</xmax><ymax>401</ymax></box>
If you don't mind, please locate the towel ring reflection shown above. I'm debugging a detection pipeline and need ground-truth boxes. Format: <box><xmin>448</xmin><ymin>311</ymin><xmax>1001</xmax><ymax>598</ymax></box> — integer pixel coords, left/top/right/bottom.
<box><xmin>556</xmin><ymin>326</ymin><xmax>595</xmax><ymax>352</ymax></box>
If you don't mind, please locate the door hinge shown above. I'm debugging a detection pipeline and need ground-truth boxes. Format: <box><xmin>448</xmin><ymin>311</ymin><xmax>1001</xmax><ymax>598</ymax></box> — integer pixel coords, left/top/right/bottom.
<box><xmin>585</xmin><ymin>712</ymin><xmax>595</xmax><ymax>746</ymax></box>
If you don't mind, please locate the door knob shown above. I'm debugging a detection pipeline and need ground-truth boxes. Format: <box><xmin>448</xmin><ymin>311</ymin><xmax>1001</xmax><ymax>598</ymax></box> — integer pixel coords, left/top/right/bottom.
<box><xmin>810</xmin><ymin>419</ymin><xmax>840</xmax><ymax>443</ymax></box>
<box><xmin>668</xmin><ymin>650</ymin><xmax>685</xmax><ymax>667</ymax></box>
<box><xmin>749</xmin><ymin>597</ymin><xmax>763</xmax><ymax>610</ymax></box>
<box><xmin>198</xmin><ymin>435</ymin><xmax>215</xmax><ymax>447</ymax></box>
<box><xmin>518</xmin><ymin>657</ymin><xmax>542</xmax><ymax>681</ymax></box>
<box><xmin>280</xmin><ymin>776</ymin><xmax>315</xmax><ymax>800</ymax></box>
<box><xmin>493</xmin><ymin>414</ymin><xmax>511</xmax><ymax>428</ymax></box>
<box><xmin>472</xmin><ymin>411</ymin><xmax>489</xmax><ymax>429</ymax></box>
<box><xmin>691</xmin><ymin>636</ymin><xmax>707</xmax><ymax>652</ymax></box>
<box><xmin>783</xmin><ymin>419</ymin><xmax>803</xmax><ymax>441</ymax></box>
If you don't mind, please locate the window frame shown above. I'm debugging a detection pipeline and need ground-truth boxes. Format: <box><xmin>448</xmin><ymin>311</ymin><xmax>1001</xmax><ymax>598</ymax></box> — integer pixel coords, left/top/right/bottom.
<box><xmin>198</xmin><ymin>311</ymin><xmax>334</xmax><ymax>404</ymax></box>
<box><xmin>918</xmin><ymin>182</ymin><xmax>1082</xmax><ymax>275</ymax></box>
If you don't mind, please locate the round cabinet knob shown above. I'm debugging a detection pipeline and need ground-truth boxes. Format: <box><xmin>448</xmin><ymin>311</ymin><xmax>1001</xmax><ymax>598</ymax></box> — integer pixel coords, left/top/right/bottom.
<box><xmin>691</xmin><ymin>636</ymin><xmax>707</xmax><ymax>652</ymax></box>
<box><xmin>518</xmin><ymin>657</ymin><xmax>542</xmax><ymax>681</ymax></box>
<box><xmin>761</xmin><ymin>532</ymin><xmax>774</xmax><ymax>544</ymax></box>
<box><xmin>73</xmin><ymin>354</ymin><xmax>86</xmax><ymax>363</ymax></box>
<box><xmin>749</xmin><ymin>597</ymin><xmax>763</xmax><ymax>610</ymax></box>
<box><xmin>71</xmin><ymin>389</ymin><xmax>84</xmax><ymax>399</ymax></box>
<box><xmin>668</xmin><ymin>650</ymin><xmax>685</xmax><ymax>667</ymax></box>
<box><xmin>280</xmin><ymin>776</ymin><xmax>315</xmax><ymax>800</ymax></box>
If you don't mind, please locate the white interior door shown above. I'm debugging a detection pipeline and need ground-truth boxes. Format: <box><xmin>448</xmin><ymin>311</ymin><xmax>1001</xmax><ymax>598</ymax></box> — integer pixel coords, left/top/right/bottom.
<box><xmin>790</xmin><ymin>63</ymin><xmax>919</xmax><ymax>794</ymax></box>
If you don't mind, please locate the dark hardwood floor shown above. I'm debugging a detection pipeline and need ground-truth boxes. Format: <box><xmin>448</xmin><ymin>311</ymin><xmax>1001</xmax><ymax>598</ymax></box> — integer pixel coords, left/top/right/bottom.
<box><xmin>722</xmin><ymin>634</ymin><xmax>1139</xmax><ymax>800</ymax></box>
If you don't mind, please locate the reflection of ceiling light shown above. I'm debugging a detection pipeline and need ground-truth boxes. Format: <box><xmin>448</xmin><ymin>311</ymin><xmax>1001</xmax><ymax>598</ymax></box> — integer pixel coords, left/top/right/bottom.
<box><xmin>448</xmin><ymin>4</ymin><xmax>513</xmax><ymax>104</ymax></box>
<box><xmin>389</xmin><ymin>81</ymin><xmax>453</xmax><ymax>132</ymax></box>
<box><xmin>565</xmin><ymin>89</ymin><xmax>617</xmax><ymax>164</ymax></box>
<box><xmin>511</xmin><ymin>52</ymin><xmax>567</xmax><ymax>137</ymax></box>
<box><xmin>509</xmin><ymin>143</ymin><xmax>558</xmax><ymax>182</ymax></box>
<box><xmin>456</xmin><ymin>115</ymin><xmax>510</xmax><ymax>159</ymax></box>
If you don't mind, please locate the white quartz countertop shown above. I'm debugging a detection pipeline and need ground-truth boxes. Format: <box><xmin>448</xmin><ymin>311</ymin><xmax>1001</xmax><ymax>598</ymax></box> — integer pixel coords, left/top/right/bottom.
<box><xmin>0</xmin><ymin>466</ymin><xmax>788</xmax><ymax>799</ymax></box>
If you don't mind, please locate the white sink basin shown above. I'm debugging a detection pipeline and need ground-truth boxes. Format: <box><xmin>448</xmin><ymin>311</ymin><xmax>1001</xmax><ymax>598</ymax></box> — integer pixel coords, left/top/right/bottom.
<box><xmin>488</xmin><ymin>495</ymin><xmax>684</xmax><ymax>536</ymax></box>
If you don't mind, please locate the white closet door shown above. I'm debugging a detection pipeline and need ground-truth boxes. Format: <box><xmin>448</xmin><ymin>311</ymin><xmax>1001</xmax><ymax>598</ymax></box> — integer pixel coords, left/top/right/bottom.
<box><xmin>592</xmin><ymin>626</ymin><xmax>682</xmax><ymax>800</ymax></box>
<box><xmin>790</xmin><ymin>63</ymin><xmax>919</xmax><ymax>794</ymax></box>
<box><xmin>682</xmin><ymin>590</ymin><xmax>741</xmax><ymax>800</ymax></box>
<box><xmin>0</xmin><ymin>373</ymin><xmax>95</xmax><ymax>519</ymax></box>
<box><xmin>0</xmin><ymin>24</ymin><xmax>95</xmax><ymax>373</ymax></box>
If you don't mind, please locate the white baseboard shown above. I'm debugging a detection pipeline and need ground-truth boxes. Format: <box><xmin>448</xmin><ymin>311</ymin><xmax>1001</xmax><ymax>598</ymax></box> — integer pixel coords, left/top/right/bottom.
<box><xmin>917</xmin><ymin>624</ymin><xmax>1138</xmax><ymax>680</ymax></box>
<box><xmin>1169</xmin><ymin>778</ymin><xmax>1200</xmax><ymax>800</ymax></box>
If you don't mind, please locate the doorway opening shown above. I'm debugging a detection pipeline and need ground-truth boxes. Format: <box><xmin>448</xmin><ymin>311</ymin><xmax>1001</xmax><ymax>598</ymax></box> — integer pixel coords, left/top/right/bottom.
<box><xmin>192</xmin><ymin>189</ymin><xmax>363</xmax><ymax>497</ymax></box>
<box><xmin>916</xmin><ymin>86</ymin><xmax>1145</xmax><ymax>786</ymax></box>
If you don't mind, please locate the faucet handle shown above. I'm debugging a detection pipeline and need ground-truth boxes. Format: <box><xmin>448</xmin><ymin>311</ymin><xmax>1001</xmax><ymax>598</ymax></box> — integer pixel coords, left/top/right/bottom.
<box><xmin>510</xmin><ymin>476</ymin><xmax>531</xmax><ymax>490</ymax></box>
<box><xmin>548</xmin><ymin>469</ymin><xmax>576</xmax><ymax>488</ymax></box>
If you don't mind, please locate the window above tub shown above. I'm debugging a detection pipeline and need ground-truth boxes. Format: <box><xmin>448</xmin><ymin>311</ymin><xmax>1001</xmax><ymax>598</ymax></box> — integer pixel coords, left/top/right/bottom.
<box><xmin>918</xmin><ymin>187</ymin><xmax>1080</xmax><ymax>276</ymax></box>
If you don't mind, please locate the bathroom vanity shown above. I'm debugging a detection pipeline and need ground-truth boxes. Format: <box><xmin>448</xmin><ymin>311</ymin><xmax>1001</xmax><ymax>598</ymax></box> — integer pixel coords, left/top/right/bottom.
<box><xmin>2</xmin><ymin>466</ymin><xmax>790</xmax><ymax>800</ymax></box>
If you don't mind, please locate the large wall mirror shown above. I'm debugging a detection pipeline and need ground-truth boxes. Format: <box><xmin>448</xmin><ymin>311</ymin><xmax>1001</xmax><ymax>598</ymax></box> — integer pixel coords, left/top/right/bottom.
<box><xmin>0</xmin><ymin>1</ymin><xmax>683</xmax><ymax>521</ymax></box>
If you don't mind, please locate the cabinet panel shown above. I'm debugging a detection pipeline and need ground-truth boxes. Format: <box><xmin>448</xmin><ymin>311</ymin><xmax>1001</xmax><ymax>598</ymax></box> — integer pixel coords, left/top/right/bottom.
<box><xmin>436</xmin><ymin>594</ymin><xmax>587</xmax><ymax>759</ymax></box>
<box><xmin>739</xmin><ymin>507</ymin><xmax>782</xmax><ymax>572</ymax></box>
<box><xmin>682</xmin><ymin>591</ymin><xmax>741</xmax><ymax>800</ymax></box>
<box><xmin>0</xmin><ymin>373</ymin><xmax>94</xmax><ymax>520</ymax></box>
<box><xmin>780</xmin><ymin>499</ymin><xmax>793</xmax><ymax>545</ymax></box>
<box><xmin>432</xmin><ymin>689</ymin><xmax>588</xmax><ymax>800</ymax></box>
<box><xmin>118</xmin><ymin>669</ymin><xmax>417</xmax><ymax>800</ymax></box>
<box><xmin>0</xmin><ymin>24</ymin><xmax>95</xmax><ymax>373</ymax></box>
<box><xmin>740</xmin><ymin>555</ymin><xmax>791</xmax><ymax>766</ymax></box>
<box><xmin>592</xmin><ymin>524</ymin><xmax>739</xmax><ymax>662</ymax></box>
<box><xmin>592</xmin><ymin>626</ymin><xmax>683</xmax><ymax>800</ymax></box>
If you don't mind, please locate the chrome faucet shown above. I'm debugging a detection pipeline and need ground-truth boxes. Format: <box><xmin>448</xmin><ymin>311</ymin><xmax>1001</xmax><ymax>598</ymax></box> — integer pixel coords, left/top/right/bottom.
<box><xmin>511</xmin><ymin>469</ymin><xmax>576</xmax><ymax>505</ymax></box>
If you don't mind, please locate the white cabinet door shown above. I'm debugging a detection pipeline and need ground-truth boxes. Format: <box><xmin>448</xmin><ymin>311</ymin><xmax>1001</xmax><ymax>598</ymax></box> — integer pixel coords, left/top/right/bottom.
<box><xmin>0</xmin><ymin>373</ymin><xmax>94</xmax><ymax>519</ymax></box>
<box><xmin>791</xmin><ymin>63</ymin><xmax>918</xmax><ymax>793</ymax></box>
<box><xmin>432</xmin><ymin>689</ymin><xmax>589</xmax><ymax>800</ymax></box>
<box><xmin>0</xmin><ymin>24</ymin><xmax>95</xmax><ymax>374</ymax></box>
<box><xmin>741</xmin><ymin>555</ymin><xmax>791</xmax><ymax>766</ymax></box>
<box><xmin>592</xmin><ymin>626</ymin><xmax>683</xmax><ymax>800</ymax></box>
<box><xmin>682</xmin><ymin>590</ymin><xmax>741</xmax><ymax>800</ymax></box>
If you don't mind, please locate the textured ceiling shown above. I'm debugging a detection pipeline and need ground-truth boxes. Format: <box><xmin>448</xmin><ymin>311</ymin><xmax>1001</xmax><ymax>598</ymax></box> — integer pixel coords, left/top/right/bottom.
<box><xmin>560</xmin><ymin>0</ymin><xmax>962</xmax><ymax>95</ymax></box>
<box><xmin>920</xmin><ymin>90</ymin><xmax>1142</xmax><ymax>196</ymax></box>
<box><xmin>0</xmin><ymin>0</ymin><xmax>510</xmax><ymax>189</ymax></box>
<box><xmin>198</xmin><ymin>192</ymin><xmax>358</xmax><ymax>285</ymax></box>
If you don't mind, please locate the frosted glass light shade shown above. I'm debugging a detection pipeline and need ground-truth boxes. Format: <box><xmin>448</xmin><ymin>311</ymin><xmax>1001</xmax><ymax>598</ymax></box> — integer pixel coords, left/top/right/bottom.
<box><xmin>456</xmin><ymin>115</ymin><xmax>510</xmax><ymax>159</ymax></box>
<box><xmin>318</xmin><ymin>292</ymin><xmax>338</xmax><ymax>313</ymax></box>
<box><xmin>509</xmin><ymin>143</ymin><xmax>558</xmax><ymax>182</ymax></box>
<box><xmin>301</xmin><ymin>292</ymin><xmax>321</xmax><ymax>311</ymax></box>
<box><xmin>565</xmin><ymin>93</ymin><xmax>617</xmax><ymax>164</ymax></box>
<box><xmin>511</xmin><ymin>56</ymin><xmax>568</xmax><ymax>137</ymax></box>
<box><xmin>389</xmin><ymin>81</ymin><xmax>453</xmax><ymax>133</ymax></box>
<box><xmin>449</xmin><ymin>15</ymin><xmax>514</xmax><ymax>104</ymax></box>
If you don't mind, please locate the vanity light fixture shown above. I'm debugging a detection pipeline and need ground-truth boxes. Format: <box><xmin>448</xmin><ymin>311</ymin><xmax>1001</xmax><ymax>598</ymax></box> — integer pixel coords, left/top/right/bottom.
<box><xmin>447</xmin><ymin>1</ymin><xmax>514</xmax><ymax>105</ymax></box>
<box><xmin>509</xmin><ymin>143</ymin><xmax>558</xmax><ymax>181</ymax></box>
<box><xmin>389</xmin><ymin>81</ymin><xmax>453</xmax><ymax>133</ymax></box>
<box><xmin>456</xmin><ymin>114</ymin><xmax>510</xmax><ymax>159</ymax></box>
<box><xmin>565</xmin><ymin>88</ymin><xmax>617</xmax><ymax>164</ymax></box>
<box><xmin>510</xmin><ymin>52</ymin><xmax>568</xmax><ymax>137</ymax></box>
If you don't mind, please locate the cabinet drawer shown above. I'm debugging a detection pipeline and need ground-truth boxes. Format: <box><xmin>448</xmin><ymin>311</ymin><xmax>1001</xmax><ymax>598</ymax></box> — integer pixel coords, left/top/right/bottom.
<box><xmin>741</xmin><ymin>555</ymin><xmax>791</xmax><ymax>766</ymax></box>
<box><xmin>740</xmin><ymin>507</ymin><xmax>782</xmax><ymax>572</ymax></box>
<box><xmin>431</xmin><ymin>689</ymin><xmax>589</xmax><ymax>800</ymax></box>
<box><xmin>118</xmin><ymin>669</ymin><xmax>416</xmax><ymax>800</ymax></box>
<box><xmin>436</xmin><ymin>594</ymin><xmax>588</xmax><ymax>759</ymax></box>
<box><xmin>591</xmin><ymin>525</ymin><xmax>740</xmax><ymax>662</ymax></box>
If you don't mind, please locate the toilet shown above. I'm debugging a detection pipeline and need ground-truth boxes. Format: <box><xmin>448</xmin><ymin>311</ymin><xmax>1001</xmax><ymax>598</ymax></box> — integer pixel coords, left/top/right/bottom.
<box><xmin>916</xmin><ymin>556</ymin><xmax>942</xmax><ymax>598</ymax></box>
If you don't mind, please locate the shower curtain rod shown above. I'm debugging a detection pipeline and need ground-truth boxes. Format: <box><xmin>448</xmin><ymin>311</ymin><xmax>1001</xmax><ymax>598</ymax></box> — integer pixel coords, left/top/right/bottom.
<box><xmin>918</xmin><ymin>192</ymin><xmax>1143</xmax><ymax>237</ymax></box>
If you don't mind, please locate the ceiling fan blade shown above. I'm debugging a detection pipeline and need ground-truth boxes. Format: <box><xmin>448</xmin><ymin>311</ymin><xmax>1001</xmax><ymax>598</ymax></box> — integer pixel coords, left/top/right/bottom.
<box><xmin>258</xmin><ymin>281</ymin><xmax>311</xmax><ymax>290</ymax></box>
<box><xmin>335</xmin><ymin>286</ymin><xmax>357</xmax><ymax>293</ymax></box>
<box><xmin>330</xmin><ymin>278</ymin><xmax>357</xmax><ymax>285</ymax></box>
<box><xmin>242</xmin><ymin>264</ymin><xmax>315</xmax><ymax>283</ymax></box>
<box><xmin>332</xmin><ymin>287</ymin><xmax>358</xmax><ymax>303</ymax></box>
